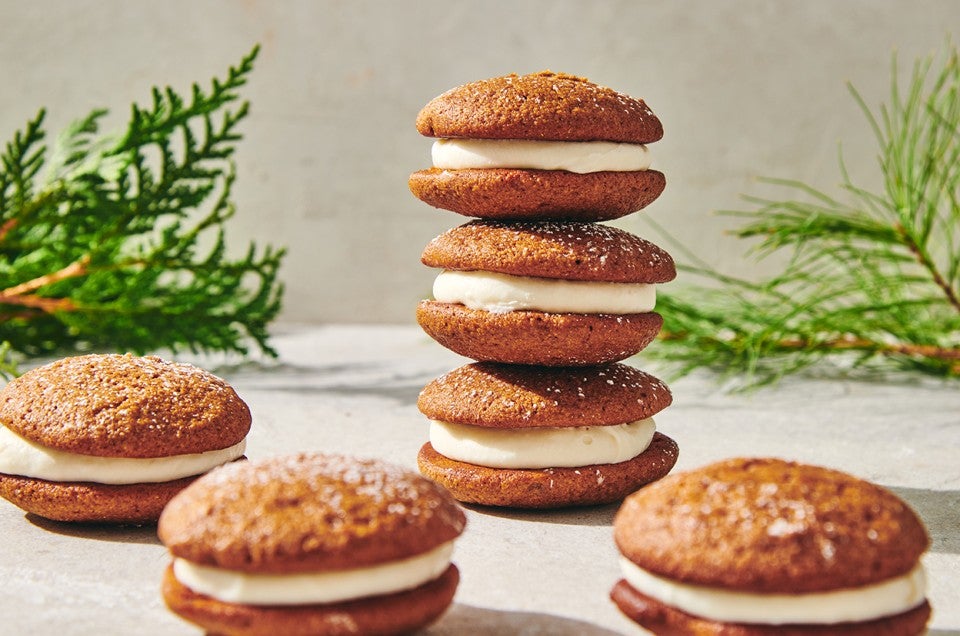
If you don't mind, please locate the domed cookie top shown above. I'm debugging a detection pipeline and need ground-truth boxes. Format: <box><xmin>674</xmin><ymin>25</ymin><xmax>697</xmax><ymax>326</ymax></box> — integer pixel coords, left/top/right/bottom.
<box><xmin>158</xmin><ymin>452</ymin><xmax>467</xmax><ymax>574</ymax></box>
<box><xmin>416</xmin><ymin>71</ymin><xmax>663</xmax><ymax>143</ymax></box>
<box><xmin>0</xmin><ymin>354</ymin><xmax>250</xmax><ymax>458</ymax></box>
<box><xmin>614</xmin><ymin>457</ymin><xmax>929</xmax><ymax>594</ymax></box>
<box><xmin>419</xmin><ymin>362</ymin><xmax>671</xmax><ymax>429</ymax></box>
<box><xmin>421</xmin><ymin>220</ymin><xmax>676</xmax><ymax>284</ymax></box>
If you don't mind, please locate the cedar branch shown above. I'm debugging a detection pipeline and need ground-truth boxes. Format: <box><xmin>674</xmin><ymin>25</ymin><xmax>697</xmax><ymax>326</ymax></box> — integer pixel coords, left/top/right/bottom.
<box><xmin>0</xmin><ymin>45</ymin><xmax>282</xmax><ymax>380</ymax></box>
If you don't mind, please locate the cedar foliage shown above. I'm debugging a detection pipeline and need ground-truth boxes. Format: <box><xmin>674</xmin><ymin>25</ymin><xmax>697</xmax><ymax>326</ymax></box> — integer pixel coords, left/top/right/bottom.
<box><xmin>0</xmin><ymin>46</ymin><xmax>283</xmax><ymax>378</ymax></box>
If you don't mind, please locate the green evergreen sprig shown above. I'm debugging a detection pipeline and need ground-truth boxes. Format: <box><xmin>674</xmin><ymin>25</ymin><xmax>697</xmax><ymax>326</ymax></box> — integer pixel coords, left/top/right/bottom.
<box><xmin>648</xmin><ymin>41</ymin><xmax>960</xmax><ymax>387</ymax></box>
<box><xmin>0</xmin><ymin>45</ymin><xmax>284</xmax><ymax>378</ymax></box>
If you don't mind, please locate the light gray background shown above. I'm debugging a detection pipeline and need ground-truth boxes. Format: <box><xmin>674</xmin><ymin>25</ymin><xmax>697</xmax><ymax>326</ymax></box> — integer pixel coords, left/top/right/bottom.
<box><xmin>1</xmin><ymin>0</ymin><xmax>955</xmax><ymax>324</ymax></box>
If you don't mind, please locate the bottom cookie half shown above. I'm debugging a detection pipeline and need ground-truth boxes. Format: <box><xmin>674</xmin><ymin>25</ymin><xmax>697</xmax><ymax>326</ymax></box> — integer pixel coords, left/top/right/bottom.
<box><xmin>610</xmin><ymin>579</ymin><xmax>931</xmax><ymax>636</ymax></box>
<box><xmin>409</xmin><ymin>167</ymin><xmax>666</xmax><ymax>221</ymax></box>
<box><xmin>416</xmin><ymin>301</ymin><xmax>664</xmax><ymax>366</ymax></box>
<box><xmin>417</xmin><ymin>432</ymin><xmax>678</xmax><ymax>509</ymax></box>
<box><xmin>163</xmin><ymin>563</ymin><xmax>460</xmax><ymax>636</ymax></box>
<box><xmin>0</xmin><ymin>472</ymin><xmax>201</xmax><ymax>524</ymax></box>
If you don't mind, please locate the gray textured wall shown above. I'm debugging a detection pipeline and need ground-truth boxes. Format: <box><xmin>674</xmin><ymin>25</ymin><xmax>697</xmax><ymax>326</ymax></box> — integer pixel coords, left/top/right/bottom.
<box><xmin>0</xmin><ymin>1</ymin><xmax>954</xmax><ymax>323</ymax></box>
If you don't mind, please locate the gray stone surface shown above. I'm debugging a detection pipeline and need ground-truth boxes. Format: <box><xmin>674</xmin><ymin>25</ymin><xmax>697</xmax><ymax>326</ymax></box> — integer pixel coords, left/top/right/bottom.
<box><xmin>0</xmin><ymin>325</ymin><xmax>957</xmax><ymax>634</ymax></box>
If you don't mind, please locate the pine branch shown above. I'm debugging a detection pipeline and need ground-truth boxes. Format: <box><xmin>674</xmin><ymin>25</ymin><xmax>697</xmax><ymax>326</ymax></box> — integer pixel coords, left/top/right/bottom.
<box><xmin>0</xmin><ymin>45</ymin><xmax>284</xmax><ymax>378</ymax></box>
<box><xmin>648</xmin><ymin>40</ymin><xmax>960</xmax><ymax>388</ymax></box>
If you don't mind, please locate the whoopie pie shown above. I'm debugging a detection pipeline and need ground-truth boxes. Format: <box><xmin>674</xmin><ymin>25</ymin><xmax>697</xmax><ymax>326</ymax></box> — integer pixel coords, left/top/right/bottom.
<box><xmin>410</xmin><ymin>71</ymin><xmax>665</xmax><ymax>221</ymax></box>
<box><xmin>0</xmin><ymin>353</ymin><xmax>250</xmax><ymax>524</ymax></box>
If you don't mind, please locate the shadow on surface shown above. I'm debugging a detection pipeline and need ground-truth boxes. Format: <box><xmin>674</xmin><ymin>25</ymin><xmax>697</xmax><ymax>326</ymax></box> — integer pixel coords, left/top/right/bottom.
<box><xmin>212</xmin><ymin>360</ymin><xmax>437</xmax><ymax>405</ymax></box>
<box><xmin>210</xmin><ymin>360</ymin><xmax>375</xmax><ymax>379</ymax></box>
<box><xmin>886</xmin><ymin>487</ymin><xmax>960</xmax><ymax>554</ymax></box>
<box><xmin>27</xmin><ymin>513</ymin><xmax>161</xmax><ymax>545</ymax></box>
<box><xmin>464</xmin><ymin>501</ymin><xmax>619</xmax><ymax>527</ymax></box>
<box><xmin>295</xmin><ymin>380</ymin><xmax>425</xmax><ymax>404</ymax></box>
<box><xmin>428</xmin><ymin>603</ymin><xmax>623</xmax><ymax>635</ymax></box>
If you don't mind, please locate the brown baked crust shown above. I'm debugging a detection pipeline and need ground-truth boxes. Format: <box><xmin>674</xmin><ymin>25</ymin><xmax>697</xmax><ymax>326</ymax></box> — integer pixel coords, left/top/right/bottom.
<box><xmin>162</xmin><ymin>562</ymin><xmax>459</xmax><ymax>636</ymax></box>
<box><xmin>416</xmin><ymin>71</ymin><xmax>663</xmax><ymax>143</ymax></box>
<box><xmin>613</xmin><ymin>457</ymin><xmax>930</xmax><ymax>594</ymax></box>
<box><xmin>418</xmin><ymin>362</ymin><xmax>671</xmax><ymax>428</ymax></box>
<box><xmin>0</xmin><ymin>472</ymin><xmax>200</xmax><ymax>524</ymax></box>
<box><xmin>416</xmin><ymin>433</ymin><xmax>678</xmax><ymax>508</ymax></box>
<box><xmin>158</xmin><ymin>452</ymin><xmax>466</xmax><ymax>574</ymax></box>
<box><xmin>417</xmin><ymin>301</ymin><xmax>663</xmax><ymax>366</ymax></box>
<box><xmin>0</xmin><ymin>354</ymin><xmax>251</xmax><ymax>458</ymax></box>
<box><xmin>422</xmin><ymin>220</ymin><xmax>676</xmax><ymax>283</ymax></box>
<box><xmin>409</xmin><ymin>168</ymin><xmax>666</xmax><ymax>221</ymax></box>
<box><xmin>610</xmin><ymin>580</ymin><xmax>931</xmax><ymax>636</ymax></box>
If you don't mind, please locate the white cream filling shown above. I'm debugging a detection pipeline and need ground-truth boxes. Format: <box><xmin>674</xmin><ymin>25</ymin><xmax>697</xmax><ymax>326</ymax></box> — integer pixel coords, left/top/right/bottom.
<box><xmin>619</xmin><ymin>557</ymin><xmax>927</xmax><ymax>625</ymax></box>
<box><xmin>172</xmin><ymin>541</ymin><xmax>455</xmax><ymax>606</ymax></box>
<box><xmin>431</xmin><ymin>138</ymin><xmax>651</xmax><ymax>174</ymax></box>
<box><xmin>0</xmin><ymin>425</ymin><xmax>246</xmax><ymax>485</ymax></box>
<box><xmin>429</xmin><ymin>418</ymin><xmax>656</xmax><ymax>469</ymax></box>
<box><xmin>432</xmin><ymin>270</ymin><xmax>656</xmax><ymax>315</ymax></box>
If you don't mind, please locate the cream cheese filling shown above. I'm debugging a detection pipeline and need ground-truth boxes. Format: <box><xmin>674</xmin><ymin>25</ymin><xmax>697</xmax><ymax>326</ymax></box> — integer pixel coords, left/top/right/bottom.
<box><xmin>429</xmin><ymin>418</ymin><xmax>656</xmax><ymax>469</ymax></box>
<box><xmin>0</xmin><ymin>425</ymin><xmax>246</xmax><ymax>484</ymax></box>
<box><xmin>619</xmin><ymin>557</ymin><xmax>927</xmax><ymax>625</ymax></box>
<box><xmin>432</xmin><ymin>270</ymin><xmax>656</xmax><ymax>315</ymax></box>
<box><xmin>431</xmin><ymin>138</ymin><xmax>651</xmax><ymax>173</ymax></box>
<box><xmin>172</xmin><ymin>541</ymin><xmax>455</xmax><ymax>606</ymax></box>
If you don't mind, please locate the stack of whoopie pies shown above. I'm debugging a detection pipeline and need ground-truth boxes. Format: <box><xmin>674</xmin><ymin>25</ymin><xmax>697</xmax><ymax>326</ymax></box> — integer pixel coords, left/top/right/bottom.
<box><xmin>410</xmin><ymin>71</ymin><xmax>679</xmax><ymax>508</ymax></box>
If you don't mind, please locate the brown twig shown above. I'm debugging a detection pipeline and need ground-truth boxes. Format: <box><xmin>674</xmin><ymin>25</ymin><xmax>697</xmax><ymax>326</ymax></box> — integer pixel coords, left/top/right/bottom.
<box><xmin>0</xmin><ymin>255</ymin><xmax>90</xmax><ymax>314</ymax></box>
<box><xmin>659</xmin><ymin>330</ymin><xmax>960</xmax><ymax>365</ymax></box>
<box><xmin>0</xmin><ymin>309</ymin><xmax>44</xmax><ymax>321</ymax></box>
<box><xmin>0</xmin><ymin>218</ymin><xmax>16</xmax><ymax>242</ymax></box>
<box><xmin>0</xmin><ymin>295</ymin><xmax>75</xmax><ymax>313</ymax></box>
<box><xmin>776</xmin><ymin>335</ymin><xmax>960</xmax><ymax>362</ymax></box>
<box><xmin>896</xmin><ymin>222</ymin><xmax>960</xmax><ymax>314</ymax></box>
